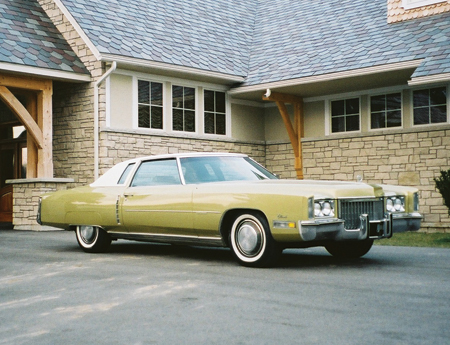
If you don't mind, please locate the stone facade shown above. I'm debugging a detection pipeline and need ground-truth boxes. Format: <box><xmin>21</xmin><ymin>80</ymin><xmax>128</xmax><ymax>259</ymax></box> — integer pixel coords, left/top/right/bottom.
<box><xmin>387</xmin><ymin>0</ymin><xmax>450</xmax><ymax>23</ymax></box>
<box><xmin>11</xmin><ymin>179</ymin><xmax>73</xmax><ymax>230</ymax></box>
<box><xmin>267</xmin><ymin>126</ymin><xmax>450</xmax><ymax>233</ymax></box>
<box><xmin>99</xmin><ymin>130</ymin><xmax>266</xmax><ymax>176</ymax></box>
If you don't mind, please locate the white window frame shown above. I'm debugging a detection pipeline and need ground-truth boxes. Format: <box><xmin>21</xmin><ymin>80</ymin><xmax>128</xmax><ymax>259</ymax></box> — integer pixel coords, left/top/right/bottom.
<box><xmin>136</xmin><ymin>79</ymin><xmax>165</xmax><ymax>131</ymax></box>
<box><xmin>170</xmin><ymin>83</ymin><xmax>198</xmax><ymax>134</ymax></box>
<box><xmin>133</xmin><ymin>75</ymin><xmax>167</xmax><ymax>133</ymax></box>
<box><xmin>128</xmin><ymin>72</ymin><xmax>230</xmax><ymax>138</ymax></box>
<box><xmin>328</xmin><ymin>97</ymin><xmax>362</xmax><ymax>135</ymax></box>
<box><xmin>410</xmin><ymin>84</ymin><xmax>449</xmax><ymax>127</ymax></box>
<box><xmin>402</xmin><ymin>0</ymin><xmax>446</xmax><ymax>10</ymax></box>
<box><xmin>368</xmin><ymin>91</ymin><xmax>404</xmax><ymax>132</ymax></box>
<box><xmin>203</xmin><ymin>88</ymin><xmax>229</xmax><ymax>136</ymax></box>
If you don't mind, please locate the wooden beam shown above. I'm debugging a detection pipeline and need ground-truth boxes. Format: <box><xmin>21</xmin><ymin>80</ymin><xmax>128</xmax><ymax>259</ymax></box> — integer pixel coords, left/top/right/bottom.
<box><xmin>0</xmin><ymin>74</ymin><xmax>51</xmax><ymax>91</ymax></box>
<box><xmin>263</xmin><ymin>91</ymin><xmax>303</xmax><ymax>104</ymax></box>
<box><xmin>263</xmin><ymin>91</ymin><xmax>304</xmax><ymax>179</ymax></box>
<box><xmin>26</xmin><ymin>94</ymin><xmax>38</xmax><ymax>178</ymax></box>
<box><xmin>275</xmin><ymin>101</ymin><xmax>299</xmax><ymax>157</ymax></box>
<box><xmin>294</xmin><ymin>102</ymin><xmax>304</xmax><ymax>179</ymax></box>
<box><xmin>0</xmin><ymin>86</ymin><xmax>43</xmax><ymax>149</ymax></box>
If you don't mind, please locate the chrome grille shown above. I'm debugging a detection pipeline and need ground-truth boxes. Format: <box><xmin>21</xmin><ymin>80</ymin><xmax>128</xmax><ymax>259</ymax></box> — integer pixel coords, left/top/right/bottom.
<box><xmin>339</xmin><ymin>199</ymin><xmax>384</xmax><ymax>230</ymax></box>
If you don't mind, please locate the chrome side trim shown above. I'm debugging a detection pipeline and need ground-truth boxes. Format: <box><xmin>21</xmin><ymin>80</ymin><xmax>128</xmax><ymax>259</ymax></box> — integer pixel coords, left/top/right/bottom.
<box><xmin>108</xmin><ymin>231</ymin><xmax>226</xmax><ymax>247</ymax></box>
<box><xmin>36</xmin><ymin>197</ymin><xmax>42</xmax><ymax>225</ymax></box>
<box><xmin>115</xmin><ymin>196</ymin><xmax>121</xmax><ymax>225</ymax></box>
<box><xmin>122</xmin><ymin>210</ymin><xmax>220</xmax><ymax>214</ymax></box>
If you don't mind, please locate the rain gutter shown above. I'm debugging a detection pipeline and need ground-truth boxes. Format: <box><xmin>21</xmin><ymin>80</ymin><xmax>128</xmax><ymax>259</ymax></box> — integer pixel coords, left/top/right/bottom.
<box><xmin>94</xmin><ymin>61</ymin><xmax>117</xmax><ymax>180</ymax></box>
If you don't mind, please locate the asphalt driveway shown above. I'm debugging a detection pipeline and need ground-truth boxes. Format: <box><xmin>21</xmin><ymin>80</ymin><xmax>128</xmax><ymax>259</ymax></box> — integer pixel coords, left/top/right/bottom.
<box><xmin>1</xmin><ymin>230</ymin><xmax>449</xmax><ymax>345</ymax></box>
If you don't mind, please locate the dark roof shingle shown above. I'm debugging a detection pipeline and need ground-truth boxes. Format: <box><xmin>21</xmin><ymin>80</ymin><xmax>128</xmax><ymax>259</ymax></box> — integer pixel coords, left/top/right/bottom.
<box><xmin>245</xmin><ymin>0</ymin><xmax>450</xmax><ymax>86</ymax></box>
<box><xmin>60</xmin><ymin>0</ymin><xmax>257</xmax><ymax>77</ymax></box>
<box><xmin>0</xmin><ymin>0</ymin><xmax>88</xmax><ymax>75</ymax></box>
<box><xmin>3</xmin><ymin>0</ymin><xmax>448</xmax><ymax>86</ymax></box>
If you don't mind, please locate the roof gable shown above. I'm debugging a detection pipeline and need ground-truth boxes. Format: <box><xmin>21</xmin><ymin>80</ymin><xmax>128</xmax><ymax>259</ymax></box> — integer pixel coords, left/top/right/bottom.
<box><xmin>0</xmin><ymin>0</ymin><xmax>88</xmax><ymax>76</ymax></box>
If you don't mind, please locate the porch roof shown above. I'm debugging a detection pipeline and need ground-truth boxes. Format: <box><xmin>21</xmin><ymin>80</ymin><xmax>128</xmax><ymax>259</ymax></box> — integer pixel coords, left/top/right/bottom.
<box><xmin>0</xmin><ymin>0</ymin><xmax>89</xmax><ymax>79</ymax></box>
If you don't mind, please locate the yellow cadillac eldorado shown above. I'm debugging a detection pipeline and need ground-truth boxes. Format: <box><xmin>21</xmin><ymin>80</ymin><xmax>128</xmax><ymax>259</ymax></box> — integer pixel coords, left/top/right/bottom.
<box><xmin>37</xmin><ymin>153</ymin><xmax>422</xmax><ymax>267</ymax></box>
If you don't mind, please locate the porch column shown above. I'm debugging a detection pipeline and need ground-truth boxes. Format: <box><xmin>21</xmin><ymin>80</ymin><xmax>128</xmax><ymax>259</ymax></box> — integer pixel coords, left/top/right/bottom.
<box><xmin>263</xmin><ymin>91</ymin><xmax>304</xmax><ymax>179</ymax></box>
<box><xmin>0</xmin><ymin>75</ymin><xmax>53</xmax><ymax>178</ymax></box>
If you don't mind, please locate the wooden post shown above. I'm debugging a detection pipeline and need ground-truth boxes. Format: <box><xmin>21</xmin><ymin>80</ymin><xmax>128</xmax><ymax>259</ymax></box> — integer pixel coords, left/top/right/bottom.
<box><xmin>26</xmin><ymin>94</ymin><xmax>38</xmax><ymax>178</ymax></box>
<box><xmin>263</xmin><ymin>91</ymin><xmax>304</xmax><ymax>179</ymax></box>
<box><xmin>37</xmin><ymin>82</ymin><xmax>53</xmax><ymax>178</ymax></box>
<box><xmin>0</xmin><ymin>75</ymin><xmax>53</xmax><ymax>178</ymax></box>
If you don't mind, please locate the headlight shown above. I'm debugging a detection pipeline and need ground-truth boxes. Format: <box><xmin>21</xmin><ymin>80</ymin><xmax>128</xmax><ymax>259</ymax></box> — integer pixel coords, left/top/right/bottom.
<box><xmin>386</xmin><ymin>196</ymin><xmax>405</xmax><ymax>213</ymax></box>
<box><xmin>314</xmin><ymin>200</ymin><xmax>335</xmax><ymax>217</ymax></box>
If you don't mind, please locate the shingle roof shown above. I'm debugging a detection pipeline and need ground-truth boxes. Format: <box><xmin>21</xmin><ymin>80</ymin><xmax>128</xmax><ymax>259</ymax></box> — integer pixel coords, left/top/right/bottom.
<box><xmin>0</xmin><ymin>0</ymin><xmax>88</xmax><ymax>75</ymax></box>
<box><xmin>245</xmin><ymin>0</ymin><xmax>450</xmax><ymax>86</ymax></box>
<box><xmin>60</xmin><ymin>0</ymin><xmax>257</xmax><ymax>78</ymax></box>
<box><xmin>5</xmin><ymin>0</ymin><xmax>448</xmax><ymax>86</ymax></box>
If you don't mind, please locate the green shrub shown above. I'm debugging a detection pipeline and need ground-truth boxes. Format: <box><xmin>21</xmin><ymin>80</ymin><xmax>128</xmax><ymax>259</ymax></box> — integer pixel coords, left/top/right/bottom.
<box><xmin>434</xmin><ymin>169</ymin><xmax>450</xmax><ymax>216</ymax></box>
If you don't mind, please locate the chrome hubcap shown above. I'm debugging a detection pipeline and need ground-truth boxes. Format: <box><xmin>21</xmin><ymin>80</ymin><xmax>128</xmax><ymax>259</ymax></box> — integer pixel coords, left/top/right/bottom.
<box><xmin>236</xmin><ymin>220</ymin><xmax>262</xmax><ymax>256</ymax></box>
<box><xmin>80</xmin><ymin>226</ymin><xmax>96</xmax><ymax>244</ymax></box>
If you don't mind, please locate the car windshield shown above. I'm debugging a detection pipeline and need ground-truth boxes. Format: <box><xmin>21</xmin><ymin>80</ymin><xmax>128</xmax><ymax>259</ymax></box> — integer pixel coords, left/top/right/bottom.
<box><xmin>180</xmin><ymin>156</ymin><xmax>278</xmax><ymax>184</ymax></box>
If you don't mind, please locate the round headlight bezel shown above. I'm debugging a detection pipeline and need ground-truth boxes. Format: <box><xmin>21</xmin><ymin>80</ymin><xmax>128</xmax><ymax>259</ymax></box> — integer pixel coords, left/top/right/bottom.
<box><xmin>386</xmin><ymin>196</ymin><xmax>405</xmax><ymax>213</ymax></box>
<box><xmin>314</xmin><ymin>200</ymin><xmax>335</xmax><ymax>218</ymax></box>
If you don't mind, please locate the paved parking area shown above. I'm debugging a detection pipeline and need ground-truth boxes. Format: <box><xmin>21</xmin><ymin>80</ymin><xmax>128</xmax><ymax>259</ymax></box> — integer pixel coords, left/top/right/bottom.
<box><xmin>1</xmin><ymin>230</ymin><xmax>449</xmax><ymax>345</ymax></box>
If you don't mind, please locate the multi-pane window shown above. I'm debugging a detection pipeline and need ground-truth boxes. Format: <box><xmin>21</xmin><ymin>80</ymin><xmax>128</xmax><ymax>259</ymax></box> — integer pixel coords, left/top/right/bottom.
<box><xmin>172</xmin><ymin>85</ymin><xmax>195</xmax><ymax>132</ymax></box>
<box><xmin>138</xmin><ymin>80</ymin><xmax>163</xmax><ymax>129</ymax></box>
<box><xmin>204</xmin><ymin>90</ymin><xmax>226</xmax><ymax>135</ymax></box>
<box><xmin>370</xmin><ymin>93</ymin><xmax>402</xmax><ymax>129</ymax></box>
<box><xmin>413</xmin><ymin>86</ymin><xmax>447</xmax><ymax>125</ymax></box>
<box><xmin>331</xmin><ymin>98</ymin><xmax>360</xmax><ymax>133</ymax></box>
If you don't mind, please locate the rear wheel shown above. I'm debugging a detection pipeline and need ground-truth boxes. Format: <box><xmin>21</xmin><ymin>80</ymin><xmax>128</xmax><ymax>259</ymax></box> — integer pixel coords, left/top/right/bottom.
<box><xmin>325</xmin><ymin>239</ymin><xmax>374</xmax><ymax>259</ymax></box>
<box><xmin>230</xmin><ymin>213</ymin><xmax>281</xmax><ymax>267</ymax></box>
<box><xmin>75</xmin><ymin>226</ymin><xmax>111</xmax><ymax>253</ymax></box>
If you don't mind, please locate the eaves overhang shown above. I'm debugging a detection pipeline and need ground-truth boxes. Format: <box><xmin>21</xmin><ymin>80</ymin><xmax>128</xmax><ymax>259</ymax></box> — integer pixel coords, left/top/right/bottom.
<box><xmin>100</xmin><ymin>54</ymin><xmax>246</xmax><ymax>86</ymax></box>
<box><xmin>0</xmin><ymin>62</ymin><xmax>91</xmax><ymax>83</ymax></box>
<box><xmin>229</xmin><ymin>60</ymin><xmax>425</xmax><ymax>102</ymax></box>
<box><xmin>408</xmin><ymin>72</ymin><xmax>450</xmax><ymax>86</ymax></box>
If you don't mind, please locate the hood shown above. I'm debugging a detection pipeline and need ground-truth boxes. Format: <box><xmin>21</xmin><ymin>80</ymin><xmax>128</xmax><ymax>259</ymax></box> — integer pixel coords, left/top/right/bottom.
<box><xmin>256</xmin><ymin>179</ymin><xmax>384</xmax><ymax>199</ymax></box>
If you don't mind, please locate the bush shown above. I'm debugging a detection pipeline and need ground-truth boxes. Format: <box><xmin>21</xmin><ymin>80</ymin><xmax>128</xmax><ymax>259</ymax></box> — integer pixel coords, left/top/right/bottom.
<box><xmin>434</xmin><ymin>169</ymin><xmax>450</xmax><ymax>216</ymax></box>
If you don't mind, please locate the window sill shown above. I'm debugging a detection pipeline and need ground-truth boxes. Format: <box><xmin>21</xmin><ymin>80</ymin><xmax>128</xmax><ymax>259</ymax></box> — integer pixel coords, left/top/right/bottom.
<box><xmin>101</xmin><ymin>127</ymin><xmax>266</xmax><ymax>145</ymax></box>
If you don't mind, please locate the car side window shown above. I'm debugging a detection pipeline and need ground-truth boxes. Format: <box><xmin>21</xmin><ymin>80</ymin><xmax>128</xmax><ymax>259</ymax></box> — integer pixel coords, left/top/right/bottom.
<box><xmin>117</xmin><ymin>163</ymin><xmax>135</xmax><ymax>185</ymax></box>
<box><xmin>130</xmin><ymin>159</ymin><xmax>181</xmax><ymax>187</ymax></box>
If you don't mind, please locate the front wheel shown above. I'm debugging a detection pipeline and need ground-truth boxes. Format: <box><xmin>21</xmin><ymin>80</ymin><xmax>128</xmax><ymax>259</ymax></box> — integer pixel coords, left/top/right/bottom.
<box><xmin>75</xmin><ymin>226</ymin><xmax>111</xmax><ymax>253</ymax></box>
<box><xmin>230</xmin><ymin>213</ymin><xmax>281</xmax><ymax>267</ymax></box>
<box><xmin>325</xmin><ymin>239</ymin><xmax>374</xmax><ymax>259</ymax></box>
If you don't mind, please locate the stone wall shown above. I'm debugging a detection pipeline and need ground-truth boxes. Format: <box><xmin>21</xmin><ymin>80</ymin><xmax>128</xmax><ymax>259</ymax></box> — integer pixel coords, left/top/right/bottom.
<box><xmin>10</xmin><ymin>179</ymin><xmax>73</xmax><ymax>231</ymax></box>
<box><xmin>387</xmin><ymin>0</ymin><xmax>450</xmax><ymax>23</ymax></box>
<box><xmin>99</xmin><ymin>129</ymin><xmax>266</xmax><ymax>175</ymax></box>
<box><xmin>266</xmin><ymin>127</ymin><xmax>450</xmax><ymax>233</ymax></box>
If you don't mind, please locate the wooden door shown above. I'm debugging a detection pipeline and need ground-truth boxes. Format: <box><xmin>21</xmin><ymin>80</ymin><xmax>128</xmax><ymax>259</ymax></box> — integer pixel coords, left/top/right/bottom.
<box><xmin>0</xmin><ymin>102</ymin><xmax>27</xmax><ymax>223</ymax></box>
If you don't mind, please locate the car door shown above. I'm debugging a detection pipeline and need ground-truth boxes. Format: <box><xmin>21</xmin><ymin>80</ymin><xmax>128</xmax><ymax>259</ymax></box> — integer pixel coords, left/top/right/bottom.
<box><xmin>120</xmin><ymin>158</ymin><xmax>195</xmax><ymax>236</ymax></box>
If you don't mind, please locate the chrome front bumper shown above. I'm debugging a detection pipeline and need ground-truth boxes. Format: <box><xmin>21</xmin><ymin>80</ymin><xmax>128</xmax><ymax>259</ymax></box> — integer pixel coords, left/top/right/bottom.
<box><xmin>299</xmin><ymin>212</ymin><xmax>422</xmax><ymax>242</ymax></box>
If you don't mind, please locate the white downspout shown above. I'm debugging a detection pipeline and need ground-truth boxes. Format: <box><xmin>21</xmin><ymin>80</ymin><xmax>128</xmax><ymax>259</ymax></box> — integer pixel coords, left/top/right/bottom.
<box><xmin>93</xmin><ymin>61</ymin><xmax>116</xmax><ymax>180</ymax></box>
